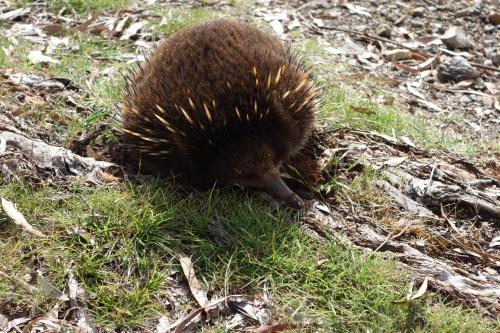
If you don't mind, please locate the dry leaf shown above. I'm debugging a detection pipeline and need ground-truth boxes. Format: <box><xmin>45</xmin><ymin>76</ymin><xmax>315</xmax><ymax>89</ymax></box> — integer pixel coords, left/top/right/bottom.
<box><xmin>417</xmin><ymin>99</ymin><xmax>444</xmax><ymax>113</ymax></box>
<box><xmin>169</xmin><ymin>295</ymin><xmax>243</xmax><ymax>332</ymax></box>
<box><xmin>0</xmin><ymin>137</ymin><xmax>6</xmax><ymax>153</ymax></box>
<box><xmin>383</xmin><ymin>49</ymin><xmax>426</xmax><ymax>62</ymax></box>
<box><xmin>383</xmin><ymin>156</ymin><xmax>408</xmax><ymax>167</ymax></box>
<box><xmin>411</xmin><ymin>276</ymin><xmax>429</xmax><ymax>300</ymax></box>
<box><xmin>406</xmin><ymin>83</ymin><xmax>425</xmax><ymax>99</ymax></box>
<box><xmin>327</xmin><ymin>39</ymin><xmax>371</xmax><ymax>57</ymax></box>
<box><xmin>258</xmin><ymin>10</ymin><xmax>287</xmax><ymax>22</ymax></box>
<box><xmin>43</xmin><ymin>23</ymin><xmax>64</xmax><ymax>34</ymax></box>
<box><xmin>415</xmin><ymin>35</ymin><xmax>442</xmax><ymax>46</ymax></box>
<box><xmin>415</xmin><ymin>56</ymin><xmax>437</xmax><ymax>71</ymax></box>
<box><xmin>1</xmin><ymin>197</ymin><xmax>46</xmax><ymax>237</ymax></box>
<box><xmin>0</xmin><ymin>314</ymin><xmax>8</xmax><ymax>331</ymax></box>
<box><xmin>269</xmin><ymin>20</ymin><xmax>284</xmax><ymax>36</ymax></box>
<box><xmin>173</xmin><ymin>307</ymin><xmax>204</xmax><ymax>333</ymax></box>
<box><xmin>231</xmin><ymin>300</ymin><xmax>268</xmax><ymax>322</ymax></box>
<box><xmin>315</xmin><ymin>203</ymin><xmax>331</xmax><ymax>214</ymax></box>
<box><xmin>76</xmin><ymin>11</ymin><xmax>102</xmax><ymax>32</ymax></box>
<box><xmin>2</xmin><ymin>45</ymin><xmax>14</xmax><ymax>58</ymax></box>
<box><xmin>178</xmin><ymin>251</ymin><xmax>208</xmax><ymax>308</ymax></box>
<box><xmin>113</xmin><ymin>16</ymin><xmax>130</xmax><ymax>34</ymax></box>
<box><xmin>393</xmin><ymin>277</ymin><xmax>429</xmax><ymax>304</ymax></box>
<box><xmin>9</xmin><ymin>23</ymin><xmax>45</xmax><ymax>37</ymax></box>
<box><xmin>441</xmin><ymin>27</ymin><xmax>473</xmax><ymax>50</ymax></box>
<box><xmin>399</xmin><ymin>136</ymin><xmax>416</xmax><ymax>148</ymax></box>
<box><xmin>28</xmin><ymin>50</ymin><xmax>61</xmax><ymax>65</ymax></box>
<box><xmin>156</xmin><ymin>316</ymin><xmax>170</xmax><ymax>333</ymax></box>
<box><xmin>287</xmin><ymin>18</ymin><xmax>300</xmax><ymax>31</ymax></box>
<box><xmin>5</xmin><ymin>317</ymin><xmax>30</xmax><ymax>332</ymax></box>
<box><xmin>69</xmin><ymin>272</ymin><xmax>96</xmax><ymax>333</ymax></box>
<box><xmin>37</xmin><ymin>273</ymin><xmax>69</xmax><ymax>301</ymax></box>
<box><xmin>69</xmin><ymin>226</ymin><xmax>96</xmax><ymax>245</ymax></box>
<box><xmin>8</xmin><ymin>73</ymin><xmax>65</xmax><ymax>92</ymax></box>
<box><xmin>46</xmin><ymin>36</ymin><xmax>70</xmax><ymax>54</ymax></box>
<box><xmin>489</xmin><ymin>236</ymin><xmax>500</xmax><ymax>249</ymax></box>
<box><xmin>120</xmin><ymin>21</ymin><xmax>146</xmax><ymax>40</ymax></box>
<box><xmin>343</xmin><ymin>4</ymin><xmax>372</xmax><ymax>17</ymax></box>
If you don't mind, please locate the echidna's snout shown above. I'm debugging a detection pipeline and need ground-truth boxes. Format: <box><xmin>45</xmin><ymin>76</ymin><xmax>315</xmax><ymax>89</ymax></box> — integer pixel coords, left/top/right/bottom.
<box><xmin>260</xmin><ymin>172</ymin><xmax>304</xmax><ymax>209</ymax></box>
<box><xmin>231</xmin><ymin>167</ymin><xmax>304</xmax><ymax>209</ymax></box>
<box><xmin>227</xmin><ymin>147</ymin><xmax>304</xmax><ymax>209</ymax></box>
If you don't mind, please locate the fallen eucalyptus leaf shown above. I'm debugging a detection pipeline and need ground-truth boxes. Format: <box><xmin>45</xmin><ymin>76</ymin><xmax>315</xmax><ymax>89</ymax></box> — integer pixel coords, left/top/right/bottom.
<box><xmin>178</xmin><ymin>251</ymin><xmax>208</xmax><ymax>308</ymax></box>
<box><xmin>1</xmin><ymin>197</ymin><xmax>45</xmax><ymax>237</ymax></box>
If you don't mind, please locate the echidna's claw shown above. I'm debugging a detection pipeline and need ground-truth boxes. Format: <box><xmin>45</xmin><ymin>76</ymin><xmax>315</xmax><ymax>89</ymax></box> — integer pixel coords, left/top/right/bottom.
<box><xmin>263</xmin><ymin>174</ymin><xmax>304</xmax><ymax>209</ymax></box>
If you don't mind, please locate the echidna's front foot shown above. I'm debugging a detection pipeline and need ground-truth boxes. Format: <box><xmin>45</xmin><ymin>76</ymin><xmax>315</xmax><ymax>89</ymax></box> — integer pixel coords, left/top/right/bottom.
<box><xmin>263</xmin><ymin>174</ymin><xmax>305</xmax><ymax>209</ymax></box>
<box><xmin>284</xmin><ymin>193</ymin><xmax>305</xmax><ymax>210</ymax></box>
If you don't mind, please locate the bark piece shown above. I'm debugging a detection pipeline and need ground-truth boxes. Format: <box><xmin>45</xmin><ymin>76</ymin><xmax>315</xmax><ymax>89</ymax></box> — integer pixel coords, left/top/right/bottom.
<box><xmin>0</xmin><ymin>127</ymin><xmax>118</xmax><ymax>178</ymax></box>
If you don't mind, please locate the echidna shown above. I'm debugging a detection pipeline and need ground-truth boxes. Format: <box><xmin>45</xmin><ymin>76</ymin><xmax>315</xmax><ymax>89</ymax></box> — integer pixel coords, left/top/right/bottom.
<box><xmin>120</xmin><ymin>19</ymin><xmax>318</xmax><ymax>208</ymax></box>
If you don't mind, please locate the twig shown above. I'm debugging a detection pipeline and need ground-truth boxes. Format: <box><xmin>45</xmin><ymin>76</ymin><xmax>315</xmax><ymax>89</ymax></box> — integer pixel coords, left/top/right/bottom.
<box><xmin>440</xmin><ymin>204</ymin><xmax>462</xmax><ymax>236</ymax></box>
<box><xmin>374</xmin><ymin>224</ymin><xmax>410</xmax><ymax>252</ymax></box>
<box><xmin>425</xmin><ymin>84</ymin><xmax>496</xmax><ymax>98</ymax></box>
<box><xmin>424</xmin><ymin>161</ymin><xmax>437</xmax><ymax>196</ymax></box>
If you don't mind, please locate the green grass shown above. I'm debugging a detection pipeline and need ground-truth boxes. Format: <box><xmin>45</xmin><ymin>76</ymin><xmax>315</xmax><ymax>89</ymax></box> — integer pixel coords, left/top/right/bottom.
<box><xmin>416</xmin><ymin>303</ymin><xmax>497</xmax><ymax>333</ymax></box>
<box><xmin>7</xmin><ymin>0</ymin><xmax>130</xmax><ymax>14</ymax></box>
<box><xmin>0</xmin><ymin>3</ymin><xmax>498</xmax><ymax>332</ymax></box>
<box><xmin>46</xmin><ymin>36</ymin><xmax>133</xmax><ymax>143</ymax></box>
<box><xmin>48</xmin><ymin>0</ymin><xmax>131</xmax><ymax>14</ymax></box>
<box><xmin>2</xmin><ymin>179</ymin><xmax>496</xmax><ymax>332</ymax></box>
<box><xmin>149</xmin><ymin>6</ymin><xmax>223</xmax><ymax>40</ymax></box>
<box><xmin>317</xmin><ymin>78</ymin><xmax>478</xmax><ymax>157</ymax></box>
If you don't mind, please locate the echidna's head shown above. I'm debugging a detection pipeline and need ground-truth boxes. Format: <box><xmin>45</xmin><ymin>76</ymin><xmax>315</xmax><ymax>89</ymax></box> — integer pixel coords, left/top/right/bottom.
<box><xmin>207</xmin><ymin>138</ymin><xmax>304</xmax><ymax>209</ymax></box>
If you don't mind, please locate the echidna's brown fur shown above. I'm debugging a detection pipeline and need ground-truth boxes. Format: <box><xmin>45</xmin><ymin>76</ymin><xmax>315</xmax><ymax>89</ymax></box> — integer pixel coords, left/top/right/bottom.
<box><xmin>121</xmin><ymin>19</ymin><xmax>318</xmax><ymax>208</ymax></box>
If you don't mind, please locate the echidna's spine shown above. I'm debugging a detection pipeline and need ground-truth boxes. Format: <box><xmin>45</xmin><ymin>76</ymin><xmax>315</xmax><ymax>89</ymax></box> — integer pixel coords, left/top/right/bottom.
<box><xmin>119</xmin><ymin>19</ymin><xmax>319</xmax><ymax>181</ymax></box>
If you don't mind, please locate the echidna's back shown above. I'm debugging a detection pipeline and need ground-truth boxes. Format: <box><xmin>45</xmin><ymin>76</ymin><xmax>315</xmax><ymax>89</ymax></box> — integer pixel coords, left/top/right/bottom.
<box><xmin>122</xmin><ymin>19</ymin><xmax>317</xmax><ymax>182</ymax></box>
